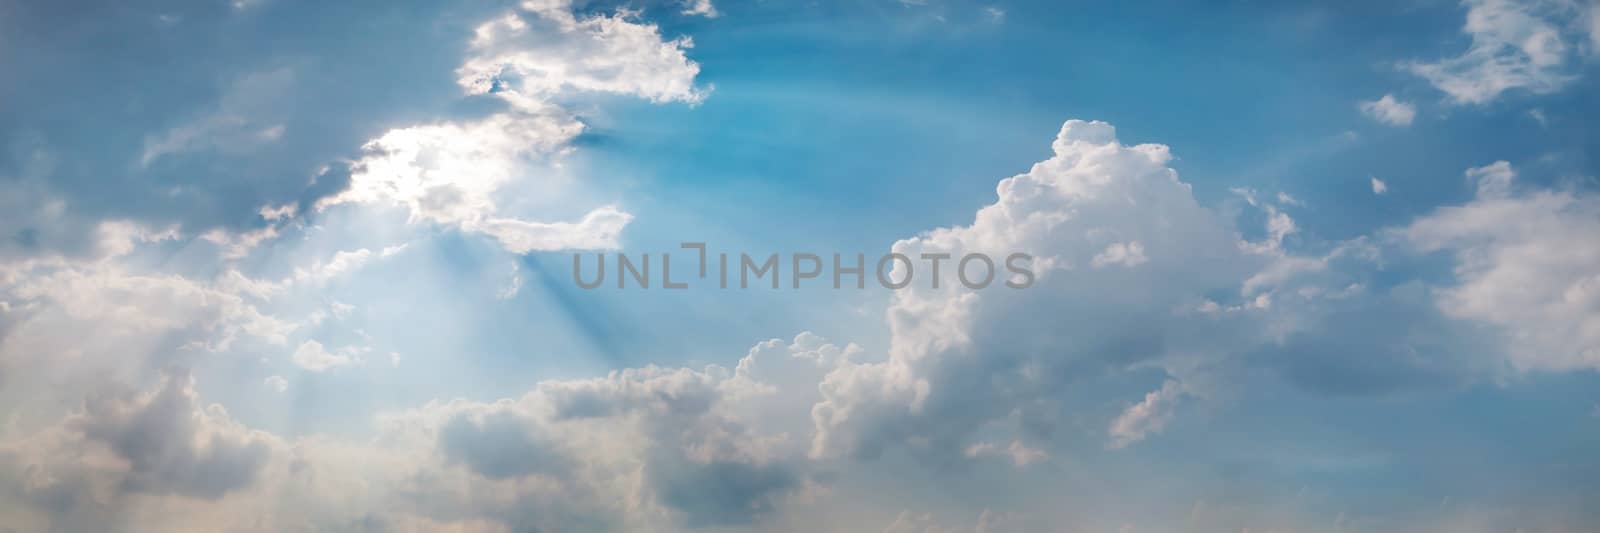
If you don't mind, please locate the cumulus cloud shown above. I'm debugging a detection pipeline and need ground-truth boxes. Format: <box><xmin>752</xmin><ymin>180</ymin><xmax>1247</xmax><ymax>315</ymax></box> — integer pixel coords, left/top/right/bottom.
<box><xmin>456</xmin><ymin>3</ymin><xmax>707</xmax><ymax>106</ymax></box>
<box><xmin>1372</xmin><ymin>176</ymin><xmax>1389</xmax><ymax>195</ymax></box>
<box><xmin>390</xmin><ymin>338</ymin><xmax>837</xmax><ymax>529</ymax></box>
<box><xmin>1406</xmin><ymin>0</ymin><xmax>1591</xmax><ymax>104</ymax></box>
<box><xmin>0</xmin><ymin>334</ymin><xmax>848</xmax><ymax>532</ymax></box>
<box><xmin>320</xmin><ymin>2</ymin><xmax>705</xmax><ymax>254</ymax></box>
<box><xmin>0</xmin><ymin>371</ymin><xmax>275</xmax><ymax>530</ymax></box>
<box><xmin>804</xmin><ymin>119</ymin><xmax>1518</xmax><ymax>466</ymax></box>
<box><xmin>5</xmin><ymin>65</ymin><xmax>1596</xmax><ymax>529</ymax></box>
<box><xmin>72</xmin><ymin>372</ymin><xmax>273</xmax><ymax>499</ymax></box>
<box><xmin>809</xmin><ymin>120</ymin><xmax>1252</xmax><ymax>462</ymax></box>
<box><xmin>1359</xmin><ymin>94</ymin><xmax>1417</xmax><ymax>126</ymax></box>
<box><xmin>2</xmin><ymin>11</ymin><xmax>712</xmax><ymax>519</ymax></box>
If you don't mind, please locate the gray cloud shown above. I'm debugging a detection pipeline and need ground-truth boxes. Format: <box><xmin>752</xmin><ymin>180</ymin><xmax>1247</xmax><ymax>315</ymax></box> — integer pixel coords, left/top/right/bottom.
<box><xmin>437</xmin><ymin>410</ymin><xmax>567</xmax><ymax>480</ymax></box>
<box><xmin>74</xmin><ymin>371</ymin><xmax>271</xmax><ymax>499</ymax></box>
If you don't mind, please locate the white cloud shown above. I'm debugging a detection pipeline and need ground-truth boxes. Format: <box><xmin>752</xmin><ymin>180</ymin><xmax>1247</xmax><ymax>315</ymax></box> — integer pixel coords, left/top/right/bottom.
<box><xmin>1107</xmin><ymin>380</ymin><xmax>1185</xmax><ymax>449</ymax></box>
<box><xmin>1528</xmin><ymin>108</ymin><xmax>1548</xmax><ymax>126</ymax></box>
<box><xmin>200</xmin><ymin>224</ymin><xmax>281</xmax><ymax>261</ymax></box>
<box><xmin>4</xmin><ymin>251</ymin><xmax>296</xmax><ymax>353</ymax></box>
<box><xmin>497</xmin><ymin>261</ymin><xmax>525</xmax><ymax>300</ymax></box>
<box><xmin>1234</xmin><ymin>188</ymin><xmax>1299</xmax><ymax>255</ymax></box>
<box><xmin>476</xmin><ymin>206</ymin><xmax>634</xmax><ymax>254</ymax></box>
<box><xmin>682</xmin><ymin>0</ymin><xmax>718</xmax><ymax>18</ymax></box>
<box><xmin>1092</xmin><ymin>241</ymin><xmax>1149</xmax><ymax>268</ymax></box>
<box><xmin>263</xmin><ymin>375</ymin><xmax>288</xmax><ymax>392</ymax></box>
<box><xmin>320</xmin><ymin>3</ymin><xmax>705</xmax><ymax>254</ymax></box>
<box><xmin>290</xmin><ymin>340</ymin><xmax>363</xmax><ymax>372</ymax></box>
<box><xmin>1401</xmin><ymin>160</ymin><xmax>1600</xmax><ymax>371</ymax></box>
<box><xmin>1359</xmin><ymin>94</ymin><xmax>1417</xmax><ymax>126</ymax></box>
<box><xmin>456</xmin><ymin>6</ymin><xmax>707</xmax><ymax>107</ymax></box>
<box><xmin>292</xmin><ymin>248</ymin><xmax>375</xmax><ymax>284</ymax></box>
<box><xmin>1466</xmin><ymin>160</ymin><xmax>1516</xmax><ymax>198</ymax></box>
<box><xmin>810</xmin><ymin>120</ymin><xmax>1253</xmax><ymax>461</ymax></box>
<box><xmin>318</xmin><ymin>107</ymin><xmax>627</xmax><ymax>254</ymax></box>
<box><xmin>1405</xmin><ymin>0</ymin><xmax>1590</xmax><ymax>104</ymax></box>
<box><xmin>319</xmin><ymin>111</ymin><xmax>586</xmax><ymax>226</ymax></box>
<box><xmin>1372</xmin><ymin>176</ymin><xmax>1389</xmax><ymax>195</ymax></box>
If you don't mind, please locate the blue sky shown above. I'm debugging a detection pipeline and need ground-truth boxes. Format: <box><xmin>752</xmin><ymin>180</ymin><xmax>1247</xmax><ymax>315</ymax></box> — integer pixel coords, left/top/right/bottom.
<box><xmin>1</xmin><ymin>0</ymin><xmax>1599</xmax><ymax>531</ymax></box>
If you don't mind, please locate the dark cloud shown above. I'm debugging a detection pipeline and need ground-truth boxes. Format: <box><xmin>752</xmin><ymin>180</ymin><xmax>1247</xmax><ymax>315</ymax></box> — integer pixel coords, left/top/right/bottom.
<box><xmin>650</xmin><ymin>456</ymin><xmax>798</xmax><ymax>527</ymax></box>
<box><xmin>437</xmin><ymin>410</ymin><xmax>566</xmax><ymax>480</ymax></box>
<box><xmin>74</xmin><ymin>370</ymin><xmax>271</xmax><ymax>499</ymax></box>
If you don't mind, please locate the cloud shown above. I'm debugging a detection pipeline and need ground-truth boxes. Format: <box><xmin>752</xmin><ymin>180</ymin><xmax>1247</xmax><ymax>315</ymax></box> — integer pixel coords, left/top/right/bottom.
<box><xmin>4</xmin><ymin>103</ymin><xmax>1599</xmax><ymax>531</ymax></box>
<box><xmin>0</xmin><ymin>333</ymin><xmax>853</xmax><ymax>531</ymax></box>
<box><xmin>1400</xmin><ymin>160</ymin><xmax>1600</xmax><ymax>371</ymax></box>
<box><xmin>1092</xmin><ymin>241</ymin><xmax>1149</xmax><ymax>268</ymax></box>
<box><xmin>1</xmin><ymin>227</ymin><xmax>296</xmax><ymax>359</ymax></box>
<box><xmin>315</xmin><ymin>111</ymin><xmax>606</xmax><ymax>252</ymax></box>
<box><xmin>73</xmin><ymin>372</ymin><xmax>273</xmax><ymax>499</ymax></box>
<box><xmin>456</xmin><ymin>4</ymin><xmax>707</xmax><ymax>107</ymax></box>
<box><xmin>804</xmin><ymin>119</ymin><xmax>1523</xmax><ymax>465</ymax></box>
<box><xmin>0</xmin><ymin>370</ymin><xmax>275</xmax><ymax>529</ymax></box>
<box><xmin>1359</xmin><ymin>94</ymin><xmax>1416</xmax><ymax>126</ymax></box>
<box><xmin>963</xmin><ymin>440</ymin><xmax>1049</xmax><ymax>466</ymax></box>
<box><xmin>681</xmin><ymin>0</ymin><xmax>719</xmax><ymax>18</ymax></box>
<box><xmin>1528</xmin><ymin>108</ymin><xmax>1549</xmax><ymax>126</ymax></box>
<box><xmin>1591</xmin><ymin>3</ymin><xmax>1600</xmax><ymax>47</ymax></box>
<box><xmin>1465</xmin><ymin>159</ymin><xmax>1516</xmax><ymax>198</ymax></box>
<box><xmin>0</xmin><ymin>0</ymin><xmax>525</xmax><ymax>244</ymax></box>
<box><xmin>436</xmin><ymin>410</ymin><xmax>569</xmax><ymax>480</ymax></box>
<box><xmin>320</xmin><ymin>2</ymin><xmax>706</xmax><ymax>254</ymax></box>
<box><xmin>0</xmin><ymin>0</ymin><xmax>710</xmax><ymax>478</ymax></box>
<box><xmin>1372</xmin><ymin>176</ymin><xmax>1389</xmax><ymax>195</ymax></box>
<box><xmin>1405</xmin><ymin>0</ymin><xmax>1590</xmax><ymax>104</ymax></box>
<box><xmin>290</xmin><ymin>340</ymin><xmax>363</xmax><ymax>372</ymax></box>
<box><xmin>1107</xmin><ymin>380</ymin><xmax>1185</xmax><ymax>449</ymax></box>
<box><xmin>810</xmin><ymin>120</ymin><xmax>1253</xmax><ymax>462</ymax></box>
<box><xmin>263</xmin><ymin>375</ymin><xmax>287</xmax><ymax>393</ymax></box>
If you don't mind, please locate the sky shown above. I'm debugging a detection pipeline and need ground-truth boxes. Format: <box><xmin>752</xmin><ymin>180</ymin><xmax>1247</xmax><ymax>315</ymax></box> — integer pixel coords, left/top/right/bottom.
<box><xmin>1</xmin><ymin>0</ymin><xmax>1599</xmax><ymax>531</ymax></box>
